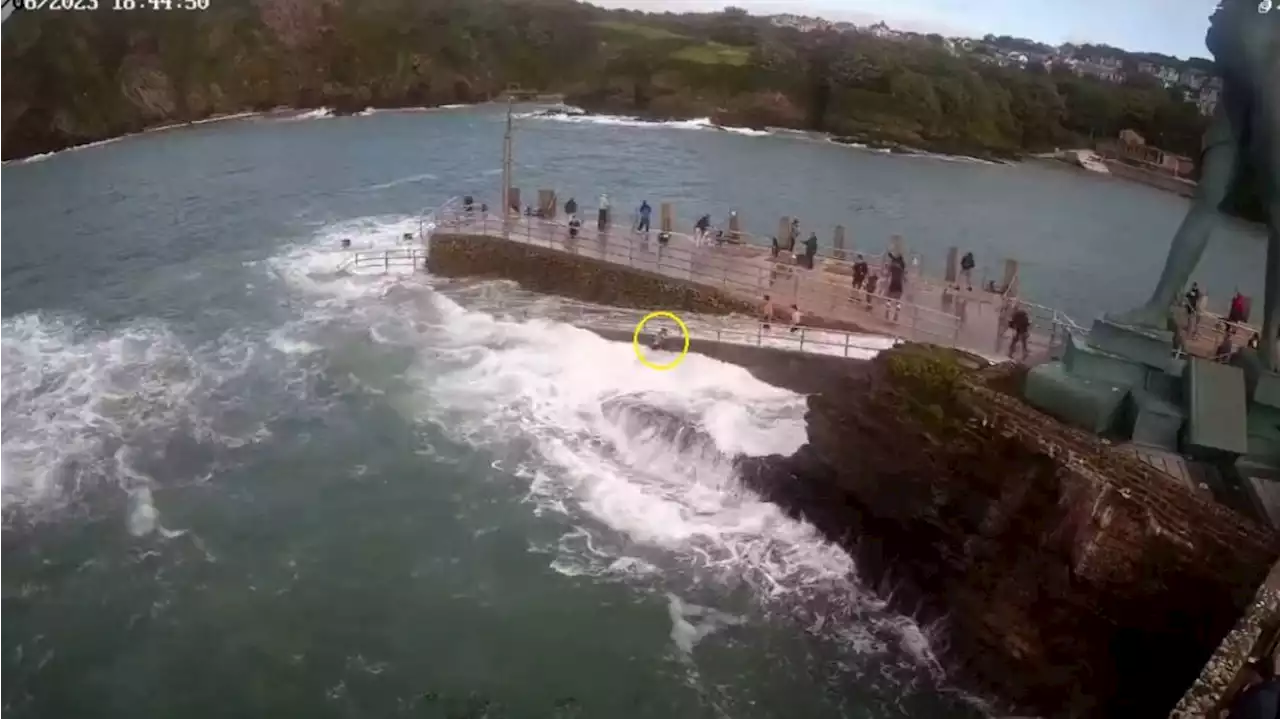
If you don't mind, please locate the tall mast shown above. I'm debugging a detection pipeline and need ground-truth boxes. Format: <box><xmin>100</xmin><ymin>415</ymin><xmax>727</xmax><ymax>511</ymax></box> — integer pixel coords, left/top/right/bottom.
<box><xmin>500</xmin><ymin>96</ymin><xmax>514</xmax><ymax>234</ymax></box>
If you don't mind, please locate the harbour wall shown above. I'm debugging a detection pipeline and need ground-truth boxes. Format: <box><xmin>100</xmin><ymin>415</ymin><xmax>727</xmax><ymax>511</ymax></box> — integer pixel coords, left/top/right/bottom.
<box><xmin>428</xmin><ymin>229</ymin><xmax>1280</xmax><ymax>717</ymax></box>
<box><xmin>429</xmin><ymin>233</ymin><xmax>757</xmax><ymax>317</ymax></box>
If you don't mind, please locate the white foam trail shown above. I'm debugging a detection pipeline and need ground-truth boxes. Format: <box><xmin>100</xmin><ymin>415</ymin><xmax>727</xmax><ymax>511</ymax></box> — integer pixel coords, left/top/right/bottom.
<box><xmin>518</xmin><ymin>111</ymin><xmax>773</xmax><ymax>138</ymax></box>
<box><xmin>361</xmin><ymin>172</ymin><xmax>438</xmax><ymax>192</ymax></box>
<box><xmin>289</xmin><ymin>107</ymin><xmax>330</xmax><ymax>120</ymax></box>
<box><xmin>667</xmin><ymin>592</ymin><xmax>745</xmax><ymax>657</ymax></box>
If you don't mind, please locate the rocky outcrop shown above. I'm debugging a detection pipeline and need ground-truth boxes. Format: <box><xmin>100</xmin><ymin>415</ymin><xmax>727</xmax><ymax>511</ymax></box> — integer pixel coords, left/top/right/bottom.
<box><xmin>429</xmin><ymin>233</ymin><xmax>757</xmax><ymax>317</ymax></box>
<box><xmin>734</xmin><ymin>344</ymin><xmax>1280</xmax><ymax>717</ymax></box>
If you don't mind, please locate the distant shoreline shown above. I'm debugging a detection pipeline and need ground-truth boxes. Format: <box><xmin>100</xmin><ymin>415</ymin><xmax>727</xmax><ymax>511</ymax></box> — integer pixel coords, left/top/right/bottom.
<box><xmin>0</xmin><ymin>103</ymin><xmax>487</xmax><ymax>165</ymax></box>
<box><xmin>1032</xmin><ymin>154</ymin><xmax>1197</xmax><ymax>199</ymax></box>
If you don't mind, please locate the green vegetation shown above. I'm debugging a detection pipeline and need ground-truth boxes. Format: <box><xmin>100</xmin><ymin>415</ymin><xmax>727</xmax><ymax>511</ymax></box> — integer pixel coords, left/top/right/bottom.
<box><xmin>671</xmin><ymin>43</ymin><xmax>750</xmax><ymax>66</ymax></box>
<box><xmin>0</xmin><ymin>0</ymin><xmax>1222</xmax><ymax>177</ymax></box>
<box><xmin>596</xmin><ymin>20</ymin><xmax>688</xmax><ymax>42</ymax></box>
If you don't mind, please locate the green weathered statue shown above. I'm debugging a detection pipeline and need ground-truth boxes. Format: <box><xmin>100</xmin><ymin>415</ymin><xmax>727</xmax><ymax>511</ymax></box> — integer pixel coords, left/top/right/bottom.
<box><xmin>1111</xmin><ymin>1</ymin><xmax>1279</xmax><ymax>365</ymax></box>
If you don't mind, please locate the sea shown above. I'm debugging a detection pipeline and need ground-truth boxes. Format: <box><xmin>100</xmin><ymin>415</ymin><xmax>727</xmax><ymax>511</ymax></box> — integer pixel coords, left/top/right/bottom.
<box><xmin>1</xmin><ymin>104</ymin><xmax>1265</xmax><ymax>718</ymax></box>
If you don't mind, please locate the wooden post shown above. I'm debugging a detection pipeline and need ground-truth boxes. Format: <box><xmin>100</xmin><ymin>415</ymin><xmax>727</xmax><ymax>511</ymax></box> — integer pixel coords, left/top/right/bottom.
<box><xmin>777</xmin><ymin>216</ymin><xmax>791</xmax><ymax>251</ymax></box>
<box><xmin>833</xmin><ymin>225</ymin><xmax>846</xmax><ymax>261</ymax></box>
<box><xmin>889</xmin><ymin>233</ymin><xmax>905</xmax><ymax>259</ymax></box>
<box><xmin>728</xmin><ymin>211</ymin><xmax>741</xmax><ymax>243</ymax></box>
<box><xmin>1002</xmin><ymin>258</ymin><xmax>1019</xmax><ymax>296</ymax></box>
<box><xmin>945</xmin><ymin>246</ymin><xmax>959</xmax><ymax>284</ymax></box>
<box><xmin>538</xmin><ymin>189</ymin><xmax>556</xmax><ymax>218</ymax></box>
<box><xmin>509</xmin><ymin>187</ymin><xmax>521</xmax><ymax>214</ymax></box>
<box><xmin>661</xmin><ymin>203</ymin><xmax>674</xmax><ymax>233</ymax></box>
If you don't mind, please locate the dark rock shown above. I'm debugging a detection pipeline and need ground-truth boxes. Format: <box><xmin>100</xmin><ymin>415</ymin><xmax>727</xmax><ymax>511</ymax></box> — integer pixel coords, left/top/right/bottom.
<box><xmin>731</xmin><ymin>344</ymin><xmax>1279</xmax><ymax>717</ymax></box>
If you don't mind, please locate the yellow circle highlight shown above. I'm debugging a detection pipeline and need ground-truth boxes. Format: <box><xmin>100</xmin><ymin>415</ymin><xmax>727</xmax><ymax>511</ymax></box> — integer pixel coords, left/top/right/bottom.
<box><xmin>632</xmin><ymin>311</ymin><xmax>691</xmax><ymax>371</ymax></box>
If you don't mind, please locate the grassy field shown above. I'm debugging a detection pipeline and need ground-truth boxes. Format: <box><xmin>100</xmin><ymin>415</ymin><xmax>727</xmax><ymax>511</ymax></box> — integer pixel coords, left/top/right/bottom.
<box><xmin>671</xmin><ymin>42</ymin><xmax>751</xmax><ymax>66</ymax></box>
<box><xmin>595</xmin><ymin>20</ymin><xmax>689</xmax><ymax>42</ymax></box>
<box><xmin>595</xmin><ymin>21</ymin><xmax>751</xmax><ymax>66</ymax></box>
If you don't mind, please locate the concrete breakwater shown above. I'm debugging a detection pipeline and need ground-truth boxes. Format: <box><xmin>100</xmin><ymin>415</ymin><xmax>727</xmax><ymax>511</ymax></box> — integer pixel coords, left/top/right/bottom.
<box><xmin>426</xmin><ymin>221</ymin><xmax>1280</xmax><ymax>717</ymax></box>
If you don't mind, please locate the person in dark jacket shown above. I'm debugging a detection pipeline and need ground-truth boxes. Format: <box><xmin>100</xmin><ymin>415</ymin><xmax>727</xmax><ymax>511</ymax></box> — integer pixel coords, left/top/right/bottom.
<box><xmin>885</xmin><ymin>252</ymin><xmax>907</xmax><ymax>322</ymax></box>
<box><xmin>564</xmin><ymin>197</ymin><xmax>578</xmax><ymax>216</ymax></box>
<box><xmin>851</xmin><ymin>254</ymin><xmax>868</xmax><ymax>290</ymax></box>
<box><xmin>803</xmin><ymin>232</ymin><xmax>819</xmax><ymax>269</ymax></box>
<box><xmin>960</xmin><ymin>251</ymin><xmax>975</xmax><ymax>290</ymax></box>
<box><xmin>1008</xmin><ymin>304</ymin><xmax>1032</xmax><ymax>361</ymax></box>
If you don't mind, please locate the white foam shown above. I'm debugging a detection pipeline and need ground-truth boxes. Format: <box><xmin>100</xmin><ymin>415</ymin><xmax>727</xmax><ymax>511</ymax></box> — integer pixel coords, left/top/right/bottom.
<box><xmin>299</xmin><ymin>107</ymin><xmax>334</xmax><ymax>120</ymax></box>
<box><xmin>666</xmin><ymin>592</ymin><xmax>745</xmax><ymax>657</ymax></box>
<box><xmin>1</xmin><ymin>314</ymin><xmax>277</xmax><ymax>531</ymax></box>
<box><xmin>264</xmin><ymin>218</ymin><xmax>944</xmax><ymax>672</ymax></box>
<box><xmin>360</xmin><ymin>172</ymin><xmax>439</xmax><ymax>192</ymax></box>
<box><xmin>518</xmin><ymin>111</ymin><xmax>773</xmax><ymax>138</ymax></box>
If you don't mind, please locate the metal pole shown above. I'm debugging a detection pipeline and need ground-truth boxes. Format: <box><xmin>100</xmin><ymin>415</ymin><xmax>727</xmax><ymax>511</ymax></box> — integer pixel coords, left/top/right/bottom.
<box><xmin>501</xmin><ymin>97</ymin><xmax>514</xmax><ymax>239</ymax></box>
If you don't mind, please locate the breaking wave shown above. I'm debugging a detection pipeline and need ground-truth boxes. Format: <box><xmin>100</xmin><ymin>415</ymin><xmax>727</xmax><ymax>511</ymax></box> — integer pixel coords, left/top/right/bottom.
<box><xmin>264</xmin><ymin>216</ymin><xmax>945</xmax><ymax>679</ymax></box>
<box><xmin>518</xmin><ymin>109</ymin><xmax>773</xmax><ymax>137</ymax></box>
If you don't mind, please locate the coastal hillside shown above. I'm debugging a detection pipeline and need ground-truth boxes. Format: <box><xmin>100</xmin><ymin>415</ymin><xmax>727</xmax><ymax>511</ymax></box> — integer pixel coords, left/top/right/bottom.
<box><xmin>3</xmin><ymin>0</ymin><xmax>1213</xmax><ymax>165</ymax></box>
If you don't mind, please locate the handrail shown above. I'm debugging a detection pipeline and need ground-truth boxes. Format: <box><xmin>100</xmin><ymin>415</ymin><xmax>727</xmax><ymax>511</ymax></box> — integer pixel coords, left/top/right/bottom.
<box><xmin>484</xmin><ymin>295</ymin><xmax>904</xmax><ymax>359</ymax></box>
<box><xmin>434</xmin><ymin>208</ymin><xmax>1011</xmax><ymax>350</ymax></box>
<box><xmin>438</xmin><ymin>209</ymin><xmax>963</xmax><ymax>320</ymax></box>
<box><xmin>420</xmin><ymin>197</ymin><xmax>1072</xmax><ymax>364</ymax></box>
<box><xmin>343</xmin><ymin>247</ymin><xmax>429</xmax><ymax>273</ymax></box>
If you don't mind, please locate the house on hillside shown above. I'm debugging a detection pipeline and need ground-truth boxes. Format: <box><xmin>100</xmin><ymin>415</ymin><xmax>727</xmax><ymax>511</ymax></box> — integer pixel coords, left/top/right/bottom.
<box><xmin>1071</xmin><ymin>60</ymin><xmax>1125</xmax><ymax>83</ymax></box>
<box><xmin>1199</xmin><ymin>82</ymin><xmax>1221</xmax><ymax>116</ymax></box>
<box><xmin>868</xmin><ymin>21</ymin><xmax>901</xmax><ymax>39</ymax></box>
<box><xmin>1180</xmin><ymin>69</ymin><xmax>1209</xmax><ymax>90</ymax></box>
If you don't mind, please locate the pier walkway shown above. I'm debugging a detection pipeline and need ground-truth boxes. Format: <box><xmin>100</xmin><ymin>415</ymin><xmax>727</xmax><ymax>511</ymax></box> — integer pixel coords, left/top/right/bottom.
<box><xmin>422</xmin><ymin>200</ymin><xmax>1080</xmax><ymax>364</ymax></box>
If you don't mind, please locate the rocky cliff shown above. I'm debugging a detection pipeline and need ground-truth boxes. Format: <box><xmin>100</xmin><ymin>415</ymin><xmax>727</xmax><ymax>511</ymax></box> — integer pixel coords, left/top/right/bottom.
<box><xmin>735</xmin><ymin>344</ymin><xmax>1280</xmax><ymax>717</ymax></box>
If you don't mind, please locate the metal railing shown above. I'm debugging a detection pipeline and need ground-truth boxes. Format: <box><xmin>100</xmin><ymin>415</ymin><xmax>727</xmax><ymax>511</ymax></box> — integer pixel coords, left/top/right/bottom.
<box><xmin>480</xmin><ymin>295</ymin><xmax>904</xmax><ymax>360</ymax></box>
<box><xmin>421</xmin><ymin>198</ymin><xmax>1084</xmax><ymax>364</ymax></box>
<box><xmin>339</xmin><ymin>247</ymin><xmax>429</xmax><ymax>273</ymax></box>
<box><xmin>433</xmin><ymin>208</ymin><xmax>984</xmax><ymax>346</ymax></box>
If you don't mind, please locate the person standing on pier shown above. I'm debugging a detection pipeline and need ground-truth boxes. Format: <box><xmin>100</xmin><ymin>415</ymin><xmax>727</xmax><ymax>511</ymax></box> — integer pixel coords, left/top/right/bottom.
<box><xmin>851</xmin><ymin>254</ymin><xmax>868</xmax><ymax>292</ymax></box>
<box><xmin>885</xmin><ymin>252</ymin><xmax>906</xmax><ymax>322</ymax></box>
<box><xmin>864</xmin><ymin>272</ymin><xmax>879</xmax><ymax>311</ymax></box>
<box><xmin>637</xmin><ymin>201</ymin><xmax>652</xmax><ymax>233</ymax></box>
<box><xmin>694</xmin><ymin>214</ymin><xmax>711</xmax><ymax>244</ymax></box>
<box><xmin>789</xmin><ymin>304</ymin><xmax>804</xmax><ymax>334</ymax></box>
<box><xmin>565</xmin><ymin>197</ymin><xmax>578</xmax><ymax>217</ymax></box>
<box><xmin>960</xmin><ymin>251</ymin><xmax>976</xmax><ymax>291</ymax></box>
<box><xmin>761</xmin><ymin>295</ymin><xmax>774</xmax><ymax>330</ymax></box>
<box><xmin>1008</xmin><ymin>304</ymin><xmax>1032</xmax><ymax>361</ymax></box>
<box><xmin>597</xmin><ymin>194</ymin><xmax>609</xmax><ymax>231</ymax></box>
<box><xmin>1184</xmin><ymin>281</ymin><xmax>1203</xmax><ymax>335</ymax></box>
<box><xmin>803</xmin><ymin>232</ymin><xmax>819</xmax><ymax>269</ymax></box>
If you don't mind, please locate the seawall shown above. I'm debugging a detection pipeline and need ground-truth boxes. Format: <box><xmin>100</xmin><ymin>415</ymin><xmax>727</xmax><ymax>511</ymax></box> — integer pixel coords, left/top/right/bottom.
<box><xmin>429</xmin><ymin>233</ymin><xmax>758</xmax><ymax>316</ymax></box>
<box><xmin>1102</xmin><ymin>159</ymin><xmax>1197</xmax><ymax>198</ymax></box>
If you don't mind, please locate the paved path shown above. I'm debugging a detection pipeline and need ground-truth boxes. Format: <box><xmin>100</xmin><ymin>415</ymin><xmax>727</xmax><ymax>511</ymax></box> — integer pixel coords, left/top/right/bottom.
<box><xmin>433</xmin><ymin>210</ymin><xmax>1059</xmax><ymax>362</ymax></box>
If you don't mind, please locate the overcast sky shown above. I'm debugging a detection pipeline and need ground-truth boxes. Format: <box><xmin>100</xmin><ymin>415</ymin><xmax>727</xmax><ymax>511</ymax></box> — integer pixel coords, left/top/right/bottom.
<box><xmin>589</xmin><ymin>0</ymin><xmax>1222</xmax><ymax>59</ymax></box>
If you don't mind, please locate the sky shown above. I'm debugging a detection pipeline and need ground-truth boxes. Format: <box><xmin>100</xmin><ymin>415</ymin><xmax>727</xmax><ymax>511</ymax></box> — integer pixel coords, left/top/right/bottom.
<box><xmin>589</xmin><ymin>0</ymin><xmax>1223</xmax><ymax>59</ymax></box>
